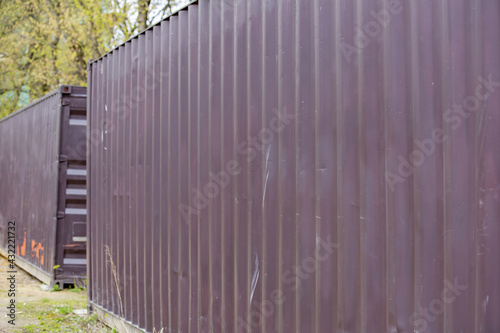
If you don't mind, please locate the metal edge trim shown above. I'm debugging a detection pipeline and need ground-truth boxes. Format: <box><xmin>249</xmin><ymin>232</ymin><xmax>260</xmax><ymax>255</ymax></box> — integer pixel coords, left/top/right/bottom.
<box><xmin>53</xmin><ymin>89</ymin><xmax>64</xmax><ymax>276</ymax></box>
<box><xmin>86</xmin><ymin>60</ymin><xmax>93</xmax><ymax>302</ymax></box>
<box><xmin>89</xmin><ymin>301</ymin><xmax>146</xmax><ymax>333</ymax></box>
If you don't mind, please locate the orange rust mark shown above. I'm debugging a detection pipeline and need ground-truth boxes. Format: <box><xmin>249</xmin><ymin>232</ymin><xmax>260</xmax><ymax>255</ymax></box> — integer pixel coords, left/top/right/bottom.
<box><xmin>20</xmin><ymin>232</ymin><xmax>26</xmax><ymax>256</ymax></box>
<box><xmin>62</xmin><ymin>243</ymin><xmax>84</xmax><ymax>248</ymax></box>
<box><xmin>31</xmin><ymin>240</ymin><xmax>45</xmax><ymax>266</ymax></box>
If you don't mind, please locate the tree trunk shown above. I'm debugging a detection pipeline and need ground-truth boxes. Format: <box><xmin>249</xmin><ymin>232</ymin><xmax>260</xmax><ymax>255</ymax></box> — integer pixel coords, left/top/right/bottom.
<box><xmin>137</xmin><ymin>0</ymin><xmax>150</xmax><ymax>31</ymax></box>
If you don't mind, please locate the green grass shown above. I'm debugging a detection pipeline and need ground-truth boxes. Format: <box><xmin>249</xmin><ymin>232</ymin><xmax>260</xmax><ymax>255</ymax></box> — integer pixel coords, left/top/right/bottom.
<box><xmin>69</xmin><ymin>285</ymin><xmax>83</xmax><ymax>293</ymax></box>
<box><xmin>55</xmin><ymin>306</ymin><xmax>73</xmax><ymax>315</ymax></box>
<box><xmin>14</xmin><ymin>289</ymin><xmax>114</xmax><ymax>333</ymax></box>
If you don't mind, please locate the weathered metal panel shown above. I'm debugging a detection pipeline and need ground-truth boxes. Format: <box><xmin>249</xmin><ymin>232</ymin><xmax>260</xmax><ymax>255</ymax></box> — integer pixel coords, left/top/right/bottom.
<box><xmin>87</xmin><ymin>0</ymin><xmax>500</xmax><ymax>332</ymax></box>
<box><xmin>0</xmin><ymin>85</ymin><xmax>87</xmax><ymax>286</ymax></box>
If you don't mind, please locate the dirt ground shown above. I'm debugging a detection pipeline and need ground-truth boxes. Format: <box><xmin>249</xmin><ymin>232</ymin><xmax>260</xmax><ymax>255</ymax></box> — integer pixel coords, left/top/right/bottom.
<box><xmin>0</xmin><ymin>255</ymin><xmax>113</xmax><ymax>333</ymax></box>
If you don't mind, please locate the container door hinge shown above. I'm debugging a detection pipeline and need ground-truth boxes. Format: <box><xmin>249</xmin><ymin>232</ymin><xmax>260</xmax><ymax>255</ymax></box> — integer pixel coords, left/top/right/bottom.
<box><xmin>61</xmin><ymin>99</ymin><xmax>71</xmax><ymax>106</ymax></box>
<box><xmin>57</xmin><ymin>211</ymin><xmax>65</xmax><ymax>219</ymax></box>
<box><xmin>59</xmin><ymin>155</ymin><xmax>68</xmax><ymax>163</ymax></box>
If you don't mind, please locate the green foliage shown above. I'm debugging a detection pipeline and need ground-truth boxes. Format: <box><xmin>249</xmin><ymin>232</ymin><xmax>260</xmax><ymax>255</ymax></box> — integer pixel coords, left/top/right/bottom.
<box><xmin>0</xmin><ymin>0</ymin><xmax>113</xmax><ymax>116</ymax></box>
<box><xmin>0</xmin><ymin>0</ymin><xmax>181</xmax><ymax>118</ymax></box>
<box><xmin>70</xmin><ymin>285</ymin><xmax>83</xmax><ymax>292</ymax></box>
<box><xmin>50</xmin><ymin>284</ymin><xmax>61</xmax><ymax>292</ymax></box>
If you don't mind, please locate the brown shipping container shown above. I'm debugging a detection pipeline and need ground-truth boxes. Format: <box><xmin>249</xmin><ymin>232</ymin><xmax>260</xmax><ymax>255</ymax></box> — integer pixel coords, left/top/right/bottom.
<box><xmin>0</xmin><ymin>85</ymin><xmax>87</xmax><ymax>287</ymax></box>
<box><xmin>87</xmin><ymin>0</ymin><xmax>500</xmax><ymax>332</ymax></box>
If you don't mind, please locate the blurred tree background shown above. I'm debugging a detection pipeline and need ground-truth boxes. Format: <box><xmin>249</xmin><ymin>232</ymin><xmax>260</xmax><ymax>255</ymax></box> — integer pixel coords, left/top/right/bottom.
<box><xmin>0</xmin><ymin>0</ymin><xmax>183</xmax><ymax>118</ymax></box>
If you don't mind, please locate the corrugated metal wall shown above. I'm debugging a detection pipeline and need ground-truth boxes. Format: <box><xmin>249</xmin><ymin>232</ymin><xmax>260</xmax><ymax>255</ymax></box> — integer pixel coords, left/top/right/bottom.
<box><xmin>0</xmin><ymin>86</ymin><xmax>88</xmax><ymax>286</ymax></box>
<box><xmin>87</xmin><ymin>0</ymin><xmax>500</xmax><ymax>332</ymax></box>
<box><xmin>0</xmin><ymin>92</ymin><xmax>60</xmax><ymax>277</ymax></box>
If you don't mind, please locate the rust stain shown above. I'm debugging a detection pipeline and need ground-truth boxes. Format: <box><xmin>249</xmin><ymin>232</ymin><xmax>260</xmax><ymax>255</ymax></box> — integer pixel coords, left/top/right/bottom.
<box><xmin>62</xmin><ymin>243</ymin><xmax>81</xmax><ymax>248</ymax></box>
<box><xmin>20</xmin><ymin>232</ymin><xmax>26</xmax><ymax>256</ymax></box>
<box><xmin>31</xmin><ymin>240</ymin><xmax>45</xmax><ymax>266</ymax></box>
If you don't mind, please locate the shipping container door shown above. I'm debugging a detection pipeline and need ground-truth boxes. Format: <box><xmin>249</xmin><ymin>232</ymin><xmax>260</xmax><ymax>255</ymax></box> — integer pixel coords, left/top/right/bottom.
<box><xmin>54</xmin><ymin>86</ymin><xmax>87</xmax><ymax>284</ymax></box>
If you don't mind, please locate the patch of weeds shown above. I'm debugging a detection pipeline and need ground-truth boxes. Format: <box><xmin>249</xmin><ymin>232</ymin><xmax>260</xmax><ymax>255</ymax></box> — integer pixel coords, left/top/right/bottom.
<box><xmin>72</xmin><ymin>277</ymin><xmax>87</xmax><ymax>291</ymax></box>
<box><xmin>56</xmin><ymin>305</ymin><xmax>73</xmax><ymax>315</ymax></box>
<box><xmin>15</xmin><ymin>288</ymin><xmax>114</xmax><ymax>333</ymax></box>
<box><xmin>50</xmin><ymin>284</ymin><xmax>61</xmax><ymax>292</ymax></box>
<box><xmin>70</xmin><ymin>285</ymin><xmax>83</xmax><ymax>293</ymax></box>
<box><xmin>18</xmin><ymin>304</ymin><xmax>114</xmax><ymax>333</ymax></box>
